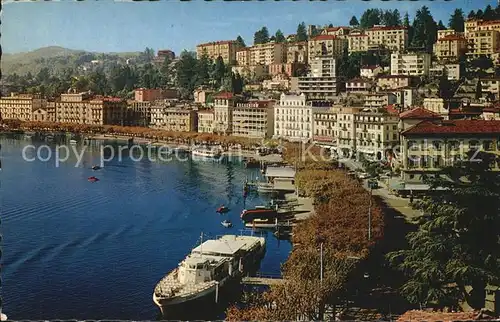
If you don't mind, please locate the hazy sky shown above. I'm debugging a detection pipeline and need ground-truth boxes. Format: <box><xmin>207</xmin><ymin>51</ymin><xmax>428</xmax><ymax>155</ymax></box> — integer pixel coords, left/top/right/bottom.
<box><xmin>2</xmin><ymin>0</ymin><xmax>496</xmax><ymax>55</ymax></box>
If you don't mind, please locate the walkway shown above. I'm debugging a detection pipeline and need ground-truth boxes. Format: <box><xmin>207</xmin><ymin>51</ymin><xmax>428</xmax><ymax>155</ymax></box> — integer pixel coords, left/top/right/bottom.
<box><xmin>241</xmin><ymin>276</ymin><xmax>284</xmax><ymax>286</ymax></box>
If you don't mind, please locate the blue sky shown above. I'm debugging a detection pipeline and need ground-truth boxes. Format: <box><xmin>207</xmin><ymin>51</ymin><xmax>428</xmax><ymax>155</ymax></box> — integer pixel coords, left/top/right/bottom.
<box><xmin>2</xmin><ymin>0</ymin><xmax>496</xmax><ymax>55</ymax></box>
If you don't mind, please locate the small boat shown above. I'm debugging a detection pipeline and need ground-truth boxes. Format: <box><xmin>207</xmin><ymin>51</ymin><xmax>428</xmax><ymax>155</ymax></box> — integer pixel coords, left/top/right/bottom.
<box><xmin>46</xmin><ymin>135</ymin><xmax>54</xmax><ymax>141</ymax></box>
<box><xmin>92</xmin><ymin>165</ymin><xmax>101</xmax><ymax>170</ymax></box>
<box><xmin>216</xmin><ymin>205</ymin><xmax>229</xmax><ymax>213</ymax></box>
<box><xmin>88</xmin><ymin>176</ymin><xmax>99</xmax><ymax>182</ymax></box>
<box><xmin>70</xmin><ymin>139</ymin><xmax>77</xmax><ymax>145</ymax></box>
<box><xmin>245</xmin><ymin>218</ymin><xmax>278</xmax><ymax>229</ymax></box>
<box><xmin>192</xmin><ymin>147</ymin><xmax>222</xmax><ymax>160</ymax></box>
<box><xmin>257</xmin><ymin>183</ymin><xmax>275</xmax><ymax>193</ymax></box>
<box><xmin>221</xmin><ymin>220</ymin><xmax>233</xmax><ymax>228</ymax></box>
<box><xmin>24</xmin><ymin>134</ymin><xmax>33</xmax><ymax>139</ymax></box>
<box><xmin>240</xmin><ymin>207</ymin><xmax>278</xmax><ymax>222</ymax></box>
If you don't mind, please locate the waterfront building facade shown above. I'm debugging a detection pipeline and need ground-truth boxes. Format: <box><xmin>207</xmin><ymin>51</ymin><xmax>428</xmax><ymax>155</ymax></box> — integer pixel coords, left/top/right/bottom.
<box><xmin>232</xmin><ymin>100</ymin><xmax>275</xmax><ymax>138</ymax></box>
<box><xmin>213</xmin><ymin>92</ymin><xmax>238</xmax><ymax>135</ymax></box>
<box><xmin>400</xmin><ymin>119</ymin><xmax>500</xmax><ymax>182</ymax></box>
<box><xmin>197</xmin><ymin>110</ymin><xmax>215</xmax><ymax>133</ymax></box>
<box><xmin>312</xmin><ymin>107</ymin><xmax>337</xmax><ymax>144</ymax></box>
<box><xmin>273</xmin><ymin>93</ymin><xmax>312</xmax><ymax>141</ymax></box>
<box><xmin>150</xmin><ymin>106</ymin><xmax>197</xmax><ymax>132</ymax></box>
<box><xmin>0</xmin><ymin>93</ymin><xmax>46</xmax><ymax>121</ymax></box>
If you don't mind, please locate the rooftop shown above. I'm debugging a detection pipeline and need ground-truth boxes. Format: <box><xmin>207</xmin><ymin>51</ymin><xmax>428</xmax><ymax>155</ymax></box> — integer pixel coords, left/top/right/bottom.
<box><xmin>399</xmin><ymin>107</ymin><xmax>442</xmax><ymax>120</ymax></box>
<box><xmin>197</xmin><ymin>40</ymin><xmax>236</xmax><ymax>47</ymax></box>
<box><xmin>402</xmin><ymin>120</ymin><xmax>500</xmax><ymax>135</ymax></box>
<box><xmin>213</xmin><ymin>92</ymin><xmax>234</xmax><ymax>99</ymax></box>
<box><xmin>438</xmin><ymin>35</ymin><xmax>466</xmax><ymax>41</ymax></box>
<box><xmin>191</xmin><ymin>235</ymin><xmax>263</xmax><ymax>256</ymax></box>
<box><xmin>265</xmin><ymin>166</ymin><xmax>296</xmax><ymax>178</ymax></box>
<box><xmin>310</xmin><ymin>34</ymin><xmax>338</xmax><ymax>41</ymax></box>
<box><xmin>361</xmin><ymin>65</ymin><xmax>381</xmax><ymax>70</ymax></box>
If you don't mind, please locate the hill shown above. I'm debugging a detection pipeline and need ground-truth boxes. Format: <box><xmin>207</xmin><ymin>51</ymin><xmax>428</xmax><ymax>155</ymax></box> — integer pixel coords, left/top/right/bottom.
<box><xmin>1</xmin><ymin>46</ymin><xmax>143</xmax><ymax>76</ymax></box>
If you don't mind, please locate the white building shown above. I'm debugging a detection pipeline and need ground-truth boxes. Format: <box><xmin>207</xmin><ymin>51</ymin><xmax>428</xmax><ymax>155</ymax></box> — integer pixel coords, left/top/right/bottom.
<box><xmin>360</xmin><ymin>65</ymin><xmax>384</xmax><ymax>79</ymax></box>
<box><xmin>298</xmin><ymin>56</ymin><xmax>340</xmax><ymax>100</ymax></box>
<box><xmin>273</xmin><ymin>93</ymin><xmax>312</xmax><ymax>141</ymax></box>
<box><xmin>391</xmin><ymin>52</ymin><xmax>431</xmax><ymax>76</ymax></box>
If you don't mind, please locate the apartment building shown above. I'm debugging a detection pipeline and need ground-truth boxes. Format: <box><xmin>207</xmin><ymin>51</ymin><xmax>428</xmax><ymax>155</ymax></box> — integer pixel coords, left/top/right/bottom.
<box><xmin>466</xmin><ymin>30</ymin><xmax>500</xmax><ymax>60</ymax></box>
<box><xmin>196</xmin><ymin>40</ymin><xmax>242</xmax><ymax>65</ymax></box>
<box><xmin>193</xmin><ymin>87</ymin><xmax>214</xmax><ymax>106</ymax></box>
<box><xmin>391</xmin><ymin>52</ymin><xmax>431</xmax><ymax>76</ymax></box>
<box><xmin>400</xmin><ymin>119</ymin><xmax>500</xmax><ymax>182</ymax></box>
<box><xmin>213</xmin><ymin>92</ymin><xmax>239</xmax><ymax>135</ymax></box>
<box><xmin>126</xmin><ymin>101</ymin><xmax>152</xmax><ymax>126</ymax></box>
<box><xmin>330</xmin><ymin>106</ymin><xmax>359</xmax><ymax>157</ymax></box>
<box><xmin>307</xmin><ymin>35</ymin><xmax>346</xmax><ymax>63</ymax></box>
<box><xmin>268</xmin><ymin>62</ymin><xmax>301</xmax><ymax>77</ymax></box>
<box><xmin>32</xmin><ymin>100</ymin><xmax>56</xmax><ymax>122</ymax></box>
<box><xmin>348</xmin><ymin>26</ymin><xmax>408</xmax><ymax>53</ymax></box>
<box><xmin>262</xmin><ymin>74</ymin><xmax>291</xmax><ymax>91</ymax></box>
<box><xmin>0</xmin><ymin>93</ymin><xmax>46</xmax><ymax>121</ymax></box>
<box><xmin>465</xmin><ymin>19</ymin><xmax>500</xmax><ymax>36</ymax></box>
<box><xmin>346</xmin><ymin>78</ymin><xmax>373</xmax><ymax>93</ymax></box>
<box><xmin>56</xmin><ymin>92</ymin><xmax>126</xmax><ymax>125</ymax></box>
<box><xmin>273</xmin><ymin>93</ymin><xmax>312</xmax><ymax>141</ymax></box>
<box><xmin>438</xmin><ymin>29</ymin><xmax>464</xmax><ymax>38</ymax></box>
<box><xmin>312</xmin><ymin>107</ymin><xmax>336</xmax><ymax>143</ymax></box>
<box><xmin>135</xmin><ymin>88</ymin><xmax>163</xmax><ymax>102</ymax></box>
<box><xmin>364</xmin><ymin>92</ymin><xmax>397</xmax><ymax>109</ymax></box>
<box><xmin>231</xmin><ymin>65</ymin><xmax>268</xmax><ymax>80</ymax></box>
<box><xmin>150</xmin><ymin>106</ymin><xmax>197</xmax><ymax>132</ymax></box>
<box><xmin>480</xmin><ymin>77</ymin><xmax>500</xmax><ymax>97</ymax></box>
<box><xmin>433</xmin><ymin>33</ymin><xmax>467</xmax><ymax>62</ymax></box>
<box><xmin>377</xmin><ymin>75</ymin><xmax>412</xmax><ymax>90</ymax></box>
<box><xmin>321</xmin><ymin>26</ymin><xmax>351</xmax><ymax>38</ymax></box>
<box><xmin>197</xmin><ymin>110</ymin><xmax>215</xmax><ymax>133</ymax></box>
<box><xmin>249</xmin><ymin>42</ymin><xmax>285</xmax><ymax>66</ymax></box>
<box><xmin>286</xmin><ymin>42</ymin><xmax>308</xmax><ymax>64</ymax></box>
<box><xmin>354</xmin><ymin>109</ymin><xmax>399</xmax><ymax>161</ymax></box>
<box><xmin>360</xmin><ymin>65</ymin><xmax>384</xmax><ymax>79</ymax></box>
<box><xmin>423</xmin><ymin>98</ymin><xmax>449</xmax><ymax>118</ymax></box>
<box><xmin>402</xmin><ymin>88</ymin><xmax>417</xmax><ymax>109</ymax></box>
<box><xmin>232</xmin><ymin>100</ymin><xmax>275</xmax><ymax>138</ymax></box>
<box><xmin>298</xmin><ymin>56</ymin><xmax>340</xmax><ymax>101</ymax></box>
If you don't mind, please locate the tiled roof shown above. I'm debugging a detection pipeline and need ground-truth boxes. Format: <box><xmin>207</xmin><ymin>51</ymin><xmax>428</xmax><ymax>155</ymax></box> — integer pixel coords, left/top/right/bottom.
<box><xmin>378</xmin><ymin>75</ymin><xmax>411</xmax><ymax>79</ymax></box>
<box><xmin>402</xmin><ymin>120</ymin><xmax>500</xmax><ymax>135</ymax></box>
<box><xmin>324</xmin><ymin>26</ymin><xmax>350</xmax><ymax>32</ymax></box>
<box><xmin>310</xmin><ymin>35</ymin><xmax>338</xmax><ymax>41</ymax></box>
<box><xmin>449</xmin><ymin>109</ymin><xmax>482</xmax><ymax>115</ymax></box>
<box><xmin>385</xmin><ymin>104</ymin><xmax>400</xmax><ymax>115</ymax></box>
<box><xmin>479</xmin><ymin>19</ymin><xmax>500</xmax><ymax>26</ymax></box>
<box><xmin>438</xmin><ymin>35</ymin><xmax>466</xmax><ymax>41</ymax></box>
<box><xmin>368</xmin><ymin>25</ymin><xmax>407</xmax><ymax>31</ymax></box>
<box><xmin>213</xmin><ymin>92</ymin><xmax>234</xmax><ymax>99</ymax></box>
<box><xmin>397</xmin><ymin>310</ymin><xmax>481</xmax><ymax>322</ymax></box>
<box><xmin>399</xmin><ymin>107</ymin><xmax>442</xmax><ymax>120</ymax></box>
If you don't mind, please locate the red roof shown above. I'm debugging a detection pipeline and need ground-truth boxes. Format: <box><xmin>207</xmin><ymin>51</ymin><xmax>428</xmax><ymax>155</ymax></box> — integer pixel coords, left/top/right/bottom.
<box><xmin>378</xmin><ymin>75</ymin><xmax>411</xmax><ymax>79</ymax></box>
<box><xmin>399</xmin><ymin>107</ymin><xmax>442</xmax><ymax>120</ymax></box>
<box><xmin>310</xmin><ymin>35</ymin><xmax>338</xmax><ymax>41</ymax></box>
<box><xmin>385</xmin><ymin>104</ymin><xmax>400</xmax><ymax>115</ymax></box>
<box><xmin>402</xmin><ymin>120</ymin><xmax>500</xmax><ymax>135</ymax></box>
<box><xmin>438</xmin><ymin>35</ymin><xmax>466</xmax><ymax>41</ymax></box>
<box><xmin>479</xmin><ymin>19</ymin><xmax>500</xmax><ymax>26</ymax></box>
<box><xmin>397</xmin><ymin>310</ymin><xmax>481</xmax><ymax>322</ymax></box>
<box><xmin>324</xmin><ymin>26</ymin><xmax>350</xmax><ymax>32</ymax></box>
<box><xmin>213</xmin><ymin>92</ymin><xmax>234</xmax><ymax>99</ymax></box>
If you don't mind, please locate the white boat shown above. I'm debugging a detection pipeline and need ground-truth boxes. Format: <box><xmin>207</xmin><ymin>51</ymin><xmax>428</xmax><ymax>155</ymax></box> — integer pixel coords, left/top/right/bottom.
<box><xmin>245</xmin><ymin>218</ymin><xmax>278</xmax><ymax>229</ymax></box>
<box><xmin>257</xmin><ymin>182</ymin><xmax>275</xmax><ymax>193</ymax></box>
<box><xmin>191</xmin><ymin>147</ymin><xmax>222</xmax><ymax>160</ymax></box>
<box><xmin>153</xmin><ymin>234</ymin><xmax>266</xmax><ymax>319</ymax></box>
<box><xmin>69</xmin><ymin>139</ymin><xmax>77</xmax><ymax>145</ymax></box>
<box><xmin>221</xmin><ymin>220</ymin><xmax>232</xmax><ymax>228</ymax></box>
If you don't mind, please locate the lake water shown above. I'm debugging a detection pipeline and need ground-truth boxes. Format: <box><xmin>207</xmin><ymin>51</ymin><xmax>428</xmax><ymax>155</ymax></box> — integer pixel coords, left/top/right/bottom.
<box><xmin>0</xmin><ymin>135</ymin><xmax>291</xmax><ymax>320</ymax></box>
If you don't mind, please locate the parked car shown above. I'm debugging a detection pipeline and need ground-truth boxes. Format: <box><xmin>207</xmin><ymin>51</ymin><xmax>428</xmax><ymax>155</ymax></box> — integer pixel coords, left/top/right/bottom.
<box><xmin>357</xmin><ymin>172</ymin><xmax>371</xmax><ymax>179</ymax></box>
<box><xmin>368</xmin><ymin>179</ymin><xmax>379</xmax><ymax>189</ymax></box>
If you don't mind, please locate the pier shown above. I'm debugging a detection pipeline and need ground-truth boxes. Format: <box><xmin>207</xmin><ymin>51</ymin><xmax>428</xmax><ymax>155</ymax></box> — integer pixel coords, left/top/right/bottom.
<box><xmin>241</xmin><ymin>273</ymin><xmax>284</xmax><ymax>286</ymax></box>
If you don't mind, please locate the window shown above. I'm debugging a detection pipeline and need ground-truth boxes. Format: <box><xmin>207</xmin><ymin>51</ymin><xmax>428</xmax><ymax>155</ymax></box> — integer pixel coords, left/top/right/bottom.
<box><xmin>482</xmin><ymin>140</ymin><xmax>493</xmax><ymax>151</ymax></box>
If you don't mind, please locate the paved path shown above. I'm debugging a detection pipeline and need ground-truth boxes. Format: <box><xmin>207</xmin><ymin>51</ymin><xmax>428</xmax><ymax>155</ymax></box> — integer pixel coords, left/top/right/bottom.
<box><xmin>279</xmin><ymin>193</ymin><xmax>315</xmax><ymax>221</ymax></box>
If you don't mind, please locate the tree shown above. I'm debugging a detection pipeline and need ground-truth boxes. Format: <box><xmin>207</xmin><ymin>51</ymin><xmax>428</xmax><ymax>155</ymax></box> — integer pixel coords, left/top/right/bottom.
<box><xmin>296</xmin><ymin>22</ymin><xmax>308</xmax><ymax>42</ymax></box>
<box><xmin>328</xmin><ymin>23</ymin><xmax>334</xmax><ymax>28</ymax></box>
<box><xmin>274</xmin><ymin>29</ymin><xmax>285</xmax><ymax>43</ymax></box>
<box><xmin>437</xmin><ymin>20</ymin><xmax>446</xmax><ymax>30</ymax></box>
<box><xmin>360</xmin><ymin>9</ymin><xmax>381</xmax><ymax>29</ymax></box>
<box><xmin>483</xmin><ymin>5</ymin><xmax>495</xmax><ymax>20</ymax></box>
<box><xmin>159</xmin><ymin>55</ymin><xmax>173</xmax><ymax>87</ymax></box>
<box><xmin>35</xmin><ymin>67</ymin><xmax>51</xmax><ymax>85</ymax></box>
<box><xmin>438</xmin><ymin>75</ymin><xmax>453</xmax><ymax>103</ymax></box>
<box><xmin>387</xmin><ymin>151</ymin><xmax>500</xmax><ymax>309</ymax></box>
<box><xmin>211</xmin><ymin>56</ymin><xmax>226</xmax><ymax>90</ymax></box>
<box><xmin>254</xmin><ymin>27</ymin><xmax>270</xmax><ymax>45</ymax></box>
<box><xmin>381</xmin><ymin>9</ymin><xmax>401</xmax><ymax>27</ymax></box>
<box><xmin>475</xmin><ymin>80</ymin><xmax>483</xmax><ymax>100</ymax></box>
<box><xmin>235</xmin><ymin>35</ymin><xmax>246</xmax><ymax>48</ymax></box>
<box><xmin>467</xmin><ymin>10</ymin><xmax>476</xmax><ymax>19</ymax></box>
<box><xmin>195</xmin><ymin>52</ymin><xmax>212</xmax><ymax>87</ymax></box>
<box><xmin>411</xmin><ymin>6</ymin><xmax>438</xmax><ymax>52</ymax></box>
<box><xmin>449</xmin><ymin>9</ymin><xmax>465</xmax><ymax>32</ymax></box>
<box><xmin>176</xmin><ymin>50</ymin><xmax>198</xmax><ymax>99</ymax></box>
<box><xmin>349</xmin><ymin>16</ymin><xmax>359</xmax><ymax>26</ymax></box>
<box><xmin>476</xmin><ymin>9</ymin><xmax>484</xmax><ymax>20</ymax></box>
<box><xmin>403</xmin><ymin>12</ymin><xmax>410</xmax><ymax>27</ymax></box>
<box><xmin>88</xmin><ymin>70</ymin><xmax>109</xmax><ymax>95</ymax></box>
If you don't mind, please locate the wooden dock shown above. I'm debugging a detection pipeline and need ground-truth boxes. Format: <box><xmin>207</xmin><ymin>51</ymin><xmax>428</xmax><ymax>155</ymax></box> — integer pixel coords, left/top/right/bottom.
<box><xmin>241</xmin><ymin>276</ymin><xmax>284</xmax><ymax>286</ymax></box>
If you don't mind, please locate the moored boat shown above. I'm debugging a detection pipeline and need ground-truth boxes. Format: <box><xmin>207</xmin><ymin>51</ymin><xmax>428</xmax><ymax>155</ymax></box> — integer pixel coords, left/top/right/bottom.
<box><xmin>92</xmin><ymin>165</ymin><xmax>102</xmax><ymax>170</ymax></box>
<box><xmin>240</xmin><ymin>207</ymin><xmax>278</xmax><ymax>222</ymax></box>
<box><xmin>216</xmin><ymin>205</ymin><xmax>230</xmax><ymax>213</ymax></box>
<box><xmin>245</xmin><ymin>217</ymin><xmax>278</xmax><ymax>229</ymax></box>
<box><xmin>153</xmin><ymin>234</ymin><xmax>266</xmax><ymax>319</ymax></box>
<box><xmin>69</xmin><ymin>139</ymin><xmax>77</xmax><ymax>145</ymax></box>
<box><xmin>221</xmin><ymin>220</ymin><xmax>233</xmax><ymax>228</ymax></box>
<box><xmin>191</xmin><ymin>147</ymin><xmax>223</xmax><ymax>160</ymax></box>
<box><xmin>88</xmin><ymin>176</ymin><xmax>99</xmax><ymax>182</ymax></box>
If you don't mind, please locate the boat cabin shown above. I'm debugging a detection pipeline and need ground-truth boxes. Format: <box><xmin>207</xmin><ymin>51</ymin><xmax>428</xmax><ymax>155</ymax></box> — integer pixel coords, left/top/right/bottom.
<box><xmin>264</xmin><ymin>166</ymin><xmax>296</xmax><ymax>191</ymax></box>
<box><xmin>178</xmin><ymin>257</ymin><xmax>214</xmax><ymax>284</ymax></box>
